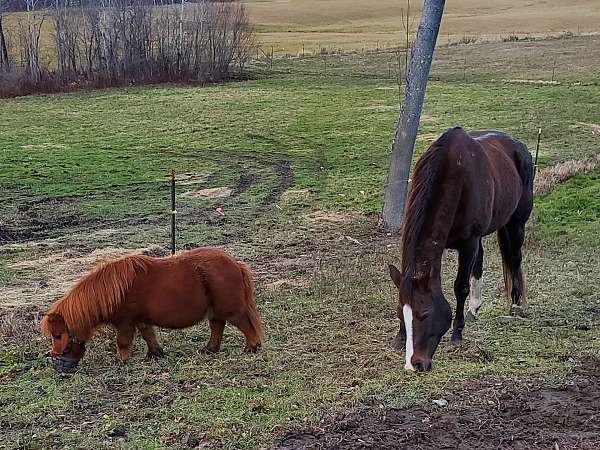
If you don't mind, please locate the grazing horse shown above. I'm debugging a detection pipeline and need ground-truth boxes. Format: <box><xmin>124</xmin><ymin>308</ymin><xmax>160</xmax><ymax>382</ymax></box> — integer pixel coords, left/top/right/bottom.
<box><xmin>41</xmin><ymin>248</ymin><xmax>264</xmax><ymax>372</ymax></box>
<box><xmin>389</xmin><ymin>127</ymin><xmax>533</xmax><ymax>372</ymax></box>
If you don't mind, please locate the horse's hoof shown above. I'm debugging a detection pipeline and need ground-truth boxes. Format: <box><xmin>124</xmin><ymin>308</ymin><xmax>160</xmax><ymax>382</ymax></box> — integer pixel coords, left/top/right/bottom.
<box><xmin>465</xmin><ymin>311</ymin><xmax>477</xmax><ymax>322</ymax></box>
<box><xmin>244</xmin><ymin>345</ymin><xmax>261</xmax><ymax>353</ymax></box>
<box><xmin>450</xmin><ymin>334</ymin><xmax>463</xmax><ymax>346</ymax></box>
<box><xmin>510</xmin><ymin>305</ymin><xmax>525</xmax><ymax>317</ymax></box>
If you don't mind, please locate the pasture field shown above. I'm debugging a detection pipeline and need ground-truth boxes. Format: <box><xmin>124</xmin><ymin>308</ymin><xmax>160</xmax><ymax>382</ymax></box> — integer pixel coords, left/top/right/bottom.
<box><xmin>1</xmin><ymin>35</ymin><xmax>600</xmax><ymax>448</ymax></box>
<box><xmin>244</xmin><ymin>0</ymin><xmax>600</xmax><ymax>54</ymax></box>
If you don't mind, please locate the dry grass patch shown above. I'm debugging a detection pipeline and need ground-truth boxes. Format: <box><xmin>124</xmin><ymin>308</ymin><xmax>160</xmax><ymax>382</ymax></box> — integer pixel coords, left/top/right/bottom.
<box><xmin>535</xmin><ymin>154</ymin><xmax>600</xmax><ymax>195</ymax></box>
<box><xmin>2</xmin><ymin>245</ymin><xmax>164</xmax><ymax>310</ymax></box>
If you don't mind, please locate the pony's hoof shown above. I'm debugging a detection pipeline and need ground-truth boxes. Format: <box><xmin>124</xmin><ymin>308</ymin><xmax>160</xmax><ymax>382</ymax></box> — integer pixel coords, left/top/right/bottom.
<box><xmin>244</xmin><ymin>345</ymin><xmax>261</xmax><ymax>353</ymax></box>
<box><xmin>200</xmin><ymin>346</ymin><xmax>219</xmax><ymax>355</ymax></box>
<box><xmin>465</xmin><ymin>311</ymin><xmax>477</xmax><ymax>322</ymax></box>
<box><xmin>146</xmin><ymin>350</ymin><xmax>165</xmax><ymax>360</ymax></box>
<box><xmin>510</xmin><ymin>305</ymin><xmax>525</xmax><ymax>317</ymax></box>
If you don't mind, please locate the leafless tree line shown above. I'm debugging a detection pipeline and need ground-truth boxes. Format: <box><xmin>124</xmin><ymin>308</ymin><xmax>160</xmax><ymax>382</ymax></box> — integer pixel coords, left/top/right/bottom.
<box><xmin>0</xmin><ymin>0</ymin><xmax>255</xmax><ymax>97</ymax></box>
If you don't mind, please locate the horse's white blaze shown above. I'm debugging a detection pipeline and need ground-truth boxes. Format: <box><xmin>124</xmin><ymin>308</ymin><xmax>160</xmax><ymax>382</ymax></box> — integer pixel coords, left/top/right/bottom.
<box><xmin>468</xmin><ymin>276</ymin><xmax>483</xmax><ymax>316</ymax></box>
<box><xmin>403</xmin><ymin>304</ymin><xmax>415</xmax><ymax>372</ymax></box>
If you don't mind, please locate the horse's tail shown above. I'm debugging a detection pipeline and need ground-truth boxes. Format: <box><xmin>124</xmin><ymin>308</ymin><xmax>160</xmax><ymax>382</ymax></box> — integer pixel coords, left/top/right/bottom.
<box><xmin>239</xmin><ymin>262</ymin><xmax>265</xmax><ymax>344</ymax></box>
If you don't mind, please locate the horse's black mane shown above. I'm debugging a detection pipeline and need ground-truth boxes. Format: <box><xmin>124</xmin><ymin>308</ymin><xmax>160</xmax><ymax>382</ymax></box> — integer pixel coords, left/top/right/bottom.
<box><xmin>400</xmin><ymin>126</ymin><xmax>465</xmax><ymax>281</ymax></box>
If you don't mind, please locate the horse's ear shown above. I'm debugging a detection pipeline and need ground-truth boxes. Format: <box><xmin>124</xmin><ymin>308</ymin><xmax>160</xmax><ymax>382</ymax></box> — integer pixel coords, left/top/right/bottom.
<box><xmin>389</xmin><ymin>264</ymin><xmax>402</xmax><ymax>289</ymax></box>
<box><xmin>41</xmin><ymin>312</ymin><xmax>63</xmax><ymax>335</ymax></box>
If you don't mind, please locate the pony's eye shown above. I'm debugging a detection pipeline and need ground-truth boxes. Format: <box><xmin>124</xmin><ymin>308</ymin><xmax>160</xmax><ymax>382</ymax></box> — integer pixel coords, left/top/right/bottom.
<box><xmin>52</xmin><ymin>334</ymin><xmax>61</xmax><ymax>340</ymax></box>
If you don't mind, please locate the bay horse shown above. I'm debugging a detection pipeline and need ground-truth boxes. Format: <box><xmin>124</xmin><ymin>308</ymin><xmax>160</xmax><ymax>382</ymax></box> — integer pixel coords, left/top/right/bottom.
<box><xmin>388</xmin><ymin>127</ymin><xmax>533</xmax><ymax>372</ymax></box>
<box><xmin>41</xmin><ymin>248</ymin><xmax>264</xmax><ymax>372</ymax></box>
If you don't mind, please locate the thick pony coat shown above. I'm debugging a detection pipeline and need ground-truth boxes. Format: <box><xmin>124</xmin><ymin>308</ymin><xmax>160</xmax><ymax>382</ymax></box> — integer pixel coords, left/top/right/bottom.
<box><xmin>42</xmin><ymin>248</ymin><xmax>264</xmax><ymax>367</ymax></box>
<box><xmin>41</xmin><ymin>256</ymin><xmax>150</xmax><ymax>339</ymax></box>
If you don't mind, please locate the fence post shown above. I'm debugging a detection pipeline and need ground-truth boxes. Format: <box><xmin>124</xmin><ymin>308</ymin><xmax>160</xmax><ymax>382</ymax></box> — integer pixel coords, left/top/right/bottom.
<box><xmin>170</xmin><ymin>169</ymin><xmax>176</xmax><ymax>257</ymax></box>
<box><xmin>323</xmin><ymin>53</ymin><xmax>327</xmax><ymax>74</ymax></box>
<box><xmin>551</xmin><ymin>58</ymin><xmax>556</xmax><ymax>82</ymax></box>
<box><xmin>534</xmin><ymin>128</ymin><xmax>542</xmax><ymax>178</ymax></box>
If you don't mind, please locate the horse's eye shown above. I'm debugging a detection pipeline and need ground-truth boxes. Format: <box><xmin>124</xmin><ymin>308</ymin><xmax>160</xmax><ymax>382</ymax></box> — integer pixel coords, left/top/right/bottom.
<box><xmin>416</xmin><ymin>311</ymin><xmax>431</xmax><ymax>321</ymax></box>
<box><xmin>52</xmin><ymin>334</ymin><xmax>61</xmax><ymax>340</ymax></box>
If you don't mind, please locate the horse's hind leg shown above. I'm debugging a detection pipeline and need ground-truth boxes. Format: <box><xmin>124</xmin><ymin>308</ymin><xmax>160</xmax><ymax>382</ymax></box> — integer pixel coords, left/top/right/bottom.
<box><xmin>138</xmin><ymin>324</ymin><xmax>164</xmax><ymax>358</ymax></box>
<box><xmin>499</xmin><ymin>220</ymin><xmax>527</xmax><ymax>316</ymax></box>
<box><xmin>228</xmin><ymin>314</ymin><xmax>261</xmax><ymax>353</ymax></box>
<box><xmin>116</xmin><ymin>323</ymin><xmax>135</xmax><ymax>362</ymax></box>
<box><xmin>451</xmin><ymin>238</ymin><xmax>479</xmax><ymax>344</ymax></box>
<box><xmin>201</xmin><ymin>319</ymin><xmax>226</xmax><ymax>354</ymax></box>
<box><xmin>466</xmin><ymin>240</ymin><xmax>484</xmax><ymax>321</ymax></box>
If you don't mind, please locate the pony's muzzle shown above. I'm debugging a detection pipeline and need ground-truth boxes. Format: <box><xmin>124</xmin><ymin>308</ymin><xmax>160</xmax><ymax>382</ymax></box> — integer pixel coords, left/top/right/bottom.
<box><xmin>53</xmin><ymin>355</ymin><xmax>80</xmax><ymax>373</ymax></box>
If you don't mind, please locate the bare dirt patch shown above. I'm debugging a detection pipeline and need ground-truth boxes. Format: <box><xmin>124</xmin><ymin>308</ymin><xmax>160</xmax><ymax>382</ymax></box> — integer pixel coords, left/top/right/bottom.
<box><xmin>180</xmin><ymin>186</ymin><xmax>233</xmax><ymax>199</ymax></box>
<box><xmin>277</xmin><ymin>358</ymin><xmax>600</xmax><ymax>450</ymax></box>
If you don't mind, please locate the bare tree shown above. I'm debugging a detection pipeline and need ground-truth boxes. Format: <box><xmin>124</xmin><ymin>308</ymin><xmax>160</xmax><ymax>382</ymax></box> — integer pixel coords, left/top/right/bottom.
<box><xmin>382</xmin><ymin>0</ymin><xmax>446</xmax><ymax>233</ymax></box>
<box><xmin>0</xmin><ymin>3</ymin><xmax>11</xmax><ymax>70</ymax></box>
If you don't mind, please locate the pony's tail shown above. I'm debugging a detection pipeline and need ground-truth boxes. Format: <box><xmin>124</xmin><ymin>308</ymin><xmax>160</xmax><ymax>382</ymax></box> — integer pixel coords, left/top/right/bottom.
<box><xmin>239</xmin><ymin>262</ymin><xmax>265</xmax><ymax>344</ymax></box>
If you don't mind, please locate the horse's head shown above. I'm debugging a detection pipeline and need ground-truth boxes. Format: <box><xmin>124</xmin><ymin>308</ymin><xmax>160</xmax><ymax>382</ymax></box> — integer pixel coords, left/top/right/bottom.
<box><xmin>389</xmin><ymin>264</ymin><xmax>452</xmax><ymax>372</ymax></box>
<box><xmin>41</xmin><ymin>312</ymin><xmax>86</xmax><ymax>373</ymax></box>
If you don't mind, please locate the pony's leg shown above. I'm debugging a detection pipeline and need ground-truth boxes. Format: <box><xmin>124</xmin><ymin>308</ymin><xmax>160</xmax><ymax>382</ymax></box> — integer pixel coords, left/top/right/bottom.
<box><xmin>201</xmin><ymin>319</ymin><xmax>226</xmax><ymax>354</ymax></box>
<box><xmin>138</xmin><ymin>324</ymin><xmax>164</xmax><ymax>358</ymax></box>
<box><xmin>228</xmin><ymin>314</ymin><xmax>261</xmax><ymax>353</ymax></box>
<box><xmin>466</xmin><ymin>240</ymin><xmax>484</xmax><ymax>321</ymax></box>
<box><xmin>116</xmin><ymin>323</ymin><xmax>135</xmax><ymax>362</ymax></box>
<box><xmin>451</xmin><ymin>239</ymin><xmax>479</xmax><ymax>344</ymax></box>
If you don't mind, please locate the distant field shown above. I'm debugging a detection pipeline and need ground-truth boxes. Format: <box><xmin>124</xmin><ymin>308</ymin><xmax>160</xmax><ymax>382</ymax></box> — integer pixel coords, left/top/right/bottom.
<box><xmin>243</xmin><ymin>0</ymin><xmax>600</xmax><ymax>53</ymax></box>
<box><xmin>3</xmin><ymin>0</ymin><xmax>600</xmax><ymax>59</ymax></box>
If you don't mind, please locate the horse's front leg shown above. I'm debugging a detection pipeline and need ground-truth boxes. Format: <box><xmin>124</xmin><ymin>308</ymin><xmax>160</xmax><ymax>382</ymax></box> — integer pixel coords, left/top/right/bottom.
<box><xmin>116</xmin><ymin>323</ymin><xmax>135</xmax><ymax>362</ymax></box>
<box><xmin>390</xmin><ymin>308</ymin><xmax>407</xmax><ymax>350</ymax></box>
<box><xmin>451</xmin><ymin>239</ymin><xmax>479</xmax><ymax>344</ymax></box>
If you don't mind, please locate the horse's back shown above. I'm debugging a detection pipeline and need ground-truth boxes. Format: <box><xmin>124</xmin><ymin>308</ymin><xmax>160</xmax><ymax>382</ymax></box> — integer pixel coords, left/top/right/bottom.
<box><xmin>444</xmin><ymin>128</ymin><xmax>533</xmax><ymax>240</ymax></box>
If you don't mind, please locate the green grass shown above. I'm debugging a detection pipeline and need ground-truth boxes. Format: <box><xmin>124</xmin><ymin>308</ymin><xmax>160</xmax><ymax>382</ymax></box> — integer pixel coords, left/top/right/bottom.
<box><xmin>1</xmin><ymin>37</ymin><xmax>599</xmax><ymax>449</ymax></box>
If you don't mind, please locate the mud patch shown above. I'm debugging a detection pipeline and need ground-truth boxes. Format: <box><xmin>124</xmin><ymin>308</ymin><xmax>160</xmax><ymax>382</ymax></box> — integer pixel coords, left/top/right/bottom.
<box><xmin>277</xmin><ymin>358</ymin><xmax>600</xmax><ymax>450</ymax></box>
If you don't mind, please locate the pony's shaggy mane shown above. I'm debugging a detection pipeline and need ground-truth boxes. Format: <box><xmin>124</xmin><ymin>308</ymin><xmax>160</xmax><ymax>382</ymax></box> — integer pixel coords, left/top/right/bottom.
<box><xmin>41</xmin><ymin>255</ymin><xmax>151</xmax><ymax>338</ymax></box>
<box><xmin>400</xmin><ymin>127</ymin><xmax>463</xmax><ymax>286</ymax></box>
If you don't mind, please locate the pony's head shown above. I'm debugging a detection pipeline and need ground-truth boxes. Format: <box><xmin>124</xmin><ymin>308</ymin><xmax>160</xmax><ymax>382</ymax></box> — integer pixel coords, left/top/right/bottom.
<box><xmin>41</xmin><ymin>312</ymin><xmax>86</xmax><ymax>373</ymax></box>
<box><xmin>389</xmin><ymin>263</ymin><xmax>452</xmax><ymax>372</ymax></box>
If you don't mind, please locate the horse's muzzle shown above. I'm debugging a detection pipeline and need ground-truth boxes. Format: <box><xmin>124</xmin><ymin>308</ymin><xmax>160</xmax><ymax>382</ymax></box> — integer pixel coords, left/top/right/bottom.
<box><xmin>53</xmin><ymin>355</ymin><xmax>80</xmax><ymax>373</ymax></box>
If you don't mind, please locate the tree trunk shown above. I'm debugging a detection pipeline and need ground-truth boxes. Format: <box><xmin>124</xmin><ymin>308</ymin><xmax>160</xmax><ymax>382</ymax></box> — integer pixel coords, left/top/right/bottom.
<box><xmin>0</xmin><ymin>15</ymin><xmax>9</xmax><ymax>69</ymax></box>
<box><xmin>382</xmin><ymin>0</ymin><xmax>445</xmax><ymax>234</ymax></box>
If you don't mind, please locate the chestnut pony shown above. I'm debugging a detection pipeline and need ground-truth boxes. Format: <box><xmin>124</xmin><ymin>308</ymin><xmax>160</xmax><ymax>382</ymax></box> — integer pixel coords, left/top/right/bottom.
<box><xmin>389</xmin><ymin>127</ymin><xmax>533</xmax><ymax>372</ymax></box>
<box><xmin>41</xmin><ymin>248</ymin><xmax>264</xmax><ymax>371</ymax></box>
